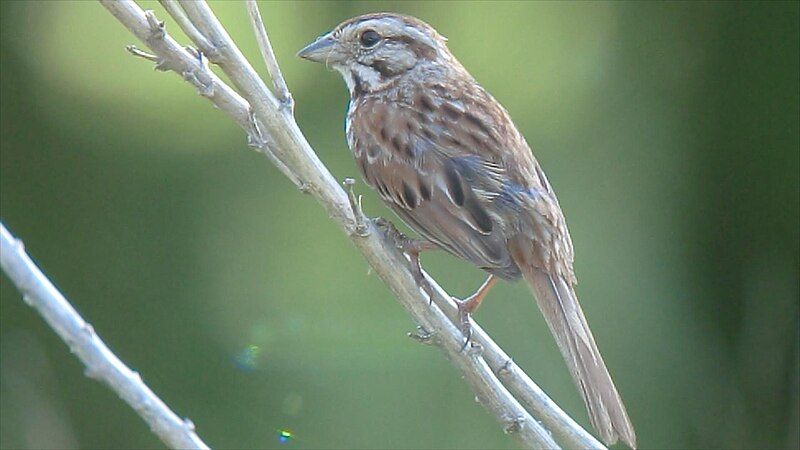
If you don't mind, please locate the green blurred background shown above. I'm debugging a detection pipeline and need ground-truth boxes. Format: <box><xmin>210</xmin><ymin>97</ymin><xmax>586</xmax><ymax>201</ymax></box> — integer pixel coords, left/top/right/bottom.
<box><xmin>1</xmin><ymin>1</ymin><xmax>798</xmax><ymax>449</ymax></box>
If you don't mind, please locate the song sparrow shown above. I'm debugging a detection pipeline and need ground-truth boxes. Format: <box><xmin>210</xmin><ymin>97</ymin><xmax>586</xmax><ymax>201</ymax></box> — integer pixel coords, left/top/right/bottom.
<box><xmin>299</xmin><ymin>13</ymin><xmax>636</xmax><ymax>448</ymax></box>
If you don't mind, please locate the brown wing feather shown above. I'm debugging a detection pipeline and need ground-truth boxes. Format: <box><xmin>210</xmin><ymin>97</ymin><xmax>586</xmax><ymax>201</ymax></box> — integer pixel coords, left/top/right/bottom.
<box><xmin>348</xmin><ymin>91</ymin><xmax>520</xmax><ymax>279</ymax></box>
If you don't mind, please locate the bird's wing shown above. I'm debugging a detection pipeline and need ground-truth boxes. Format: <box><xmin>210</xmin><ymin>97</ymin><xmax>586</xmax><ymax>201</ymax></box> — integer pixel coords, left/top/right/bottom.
<box><xmin>349</xmin><ymin>94</ymin><xmax>520</xmax><ymax>278</ymax></box>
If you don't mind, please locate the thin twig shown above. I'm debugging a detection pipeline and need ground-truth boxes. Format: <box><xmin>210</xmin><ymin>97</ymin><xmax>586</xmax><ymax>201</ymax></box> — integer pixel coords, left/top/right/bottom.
<box><xmin>0</xmin><ymin>223</ymin><xmax>210</xmax><ymax>450</ymax></box>
<box><xmin>103</xmin><ymin>2</ymin><xmax>302</xmax><ymax>189</ymax></box>
<box><xmin>98</xmin><ymin>1</ymin><xmax>606</xmax><ymax>448</ymax></box>
<box><xmin>245</xmin><ymin>0</ymin><xmax>293</xmax><ymax>111</ymax></box>
<box><xmin>177</xmin><ymin>1</ymin><xmax>280</xmax><ymax>112</ymax></box>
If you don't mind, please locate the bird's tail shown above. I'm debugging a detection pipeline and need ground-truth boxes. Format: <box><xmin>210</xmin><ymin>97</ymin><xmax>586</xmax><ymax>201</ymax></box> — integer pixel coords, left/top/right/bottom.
<box><xmin>514</xmin><ymin>259</ymin><xmax>636</xmax><ymax>449</ymax></box>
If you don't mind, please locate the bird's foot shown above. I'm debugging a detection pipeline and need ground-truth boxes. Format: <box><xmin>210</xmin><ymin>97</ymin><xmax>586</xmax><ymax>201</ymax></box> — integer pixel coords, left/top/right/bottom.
<box><xmin>454</xmin><ymin>275</ymin><xmax>498</xmax><ymax>350</ymax></box>
<box><xmin>374</xmin><ymin>218</ymin><xmax>437</xmax><ymax>303</ymax></box>
<box><xmin>455</xmin><ymin>295</ymin><xmax>481</xmax><ymax>350</ymax></box>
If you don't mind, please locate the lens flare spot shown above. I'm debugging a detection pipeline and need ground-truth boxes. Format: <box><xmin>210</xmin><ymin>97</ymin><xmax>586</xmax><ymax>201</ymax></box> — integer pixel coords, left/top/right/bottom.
<box><xmin>234</xmin><ymin>344</ymin><xmax>261</xmax><ymax>372</ymax></box>
<box><xmin>278</xmin><ymin>429</ymin><xmax>294</xmax><ymax>444</ymax></box>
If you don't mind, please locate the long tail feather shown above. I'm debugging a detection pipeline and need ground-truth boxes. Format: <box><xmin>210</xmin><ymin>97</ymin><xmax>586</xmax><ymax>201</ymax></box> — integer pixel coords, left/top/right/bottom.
<box><xmin>521</xmin><ymin>265</ymin><xmax>636</xmax><ymax>449</ymax></box>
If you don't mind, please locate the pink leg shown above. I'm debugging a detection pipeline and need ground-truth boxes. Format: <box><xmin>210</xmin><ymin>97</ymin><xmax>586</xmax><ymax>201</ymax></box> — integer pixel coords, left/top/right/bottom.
<box><xmin>457</xmin><ymin>275</ymin><xmax>498</xmax><ymax>345</ymax></box>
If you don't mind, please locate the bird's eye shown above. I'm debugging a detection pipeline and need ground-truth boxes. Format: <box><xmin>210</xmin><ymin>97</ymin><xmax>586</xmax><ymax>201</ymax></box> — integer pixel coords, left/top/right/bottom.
<box><xmin>360</xmin><ymin>30</ymin><xmax>381</xmax><ymax>48</ymax></box>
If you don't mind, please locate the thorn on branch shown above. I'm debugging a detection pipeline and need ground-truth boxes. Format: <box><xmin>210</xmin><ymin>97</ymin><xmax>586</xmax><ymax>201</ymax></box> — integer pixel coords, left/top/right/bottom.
<box><xmin>344</xmin><ymin>178</ymin><xmax>369</xmax><ymax>237</ymax></box>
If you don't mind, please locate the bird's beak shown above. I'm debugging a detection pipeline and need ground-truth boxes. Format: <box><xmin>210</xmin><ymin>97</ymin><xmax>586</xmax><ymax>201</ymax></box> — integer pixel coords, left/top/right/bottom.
<box><xmin>297</xmin><ymin>33</ymin><xmax>339</xmax><ymax>64</ymax></box>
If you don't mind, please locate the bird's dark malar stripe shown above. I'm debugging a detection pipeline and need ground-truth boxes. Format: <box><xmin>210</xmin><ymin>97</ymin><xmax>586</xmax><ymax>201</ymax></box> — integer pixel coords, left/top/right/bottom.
<box><xmin>351</xmin><ymin>73</ymin><xmax>366</xmax><ymax>97</ymax></box>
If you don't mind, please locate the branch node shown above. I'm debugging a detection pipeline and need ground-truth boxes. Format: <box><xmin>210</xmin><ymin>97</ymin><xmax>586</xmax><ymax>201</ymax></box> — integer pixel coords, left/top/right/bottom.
<box><xmin>407</xmin><ymin>326</ymin><xmax>434</xmax><ymax>345</ymax></box>
<box><xmin>131</xmin><ymin>370</ymin><xmax>143</xmax><ymax>384</ymax></box>
<box><xmin>126</xmin><ymin>44</ymin><xmax>158</xmax><ymax>62</ymax></box>
<box><xmin>503</xmin><ymin>416</ymin><xmax>525</xmax><ymax>435</ymax></box>
<box><xmin>246</xmin><ymin>108</ymin><xmax>268</xmax><ymax>149</ymax></box>
<box><xmin>82</xmin><ymin>323</ymin><xmax>96</xmax><ymax>336</ymax></box>
<box><xmin>186</xmin><ymin>46</ymin><xmax>210</xmax><ymax>72</ymax></box>
<box><xmin>158</xmin><ymin>0</ymin><xmax>219</xmax><ymax>61</ymax></box>
<box><xmin>178</xmin><ymin>68</ymin><xmax>212</xmax><ymax>97</ymax></box>
<box><xmin>344</xmin><ymin>178</ymin><xmax>369</xmax><ymax>237</ymax></box>
<box><xmin>183</xmin><ymin>418</ymin><xmax>196</xmax><ymax>431</ymax></box>
<box><xmin>279</xmin><ymin>94</ymin><xmax>295</xmax><ymax>115</ymax></box>
<box><xmin>497</xmin><ymin>358</ymin><xmax>513</xmax><ymax>377</ymax></box>
<box><xmin>84</xmin><ymin>365</ymin><xmax>102</xmax><ymax>380</ymax></box>
<box><xmin>246</xmin><ymin>132</ymin><xmax>264</xmax><ymax>150</ymax></box>
<box><xmin>144</xmin><ymin>10</ymin><xmax>166</xmax><ymax>40</ymax></box>
<box><xmin>125</xmin><ymin>44</ymin><xmax>176</xmax><ymax>72</ymax></box>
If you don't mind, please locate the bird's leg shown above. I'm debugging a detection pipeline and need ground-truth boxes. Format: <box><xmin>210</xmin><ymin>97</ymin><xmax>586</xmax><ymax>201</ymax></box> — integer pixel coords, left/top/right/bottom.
<box><xmin>402</xmin><ymin>239</ymin><xmax>438</xmax><ymax>303</ymax></box>
<box><xmin>374</xmin><ymin>218</ymin><xmax>438</xmax><ymax>302</ymax></box>
<box><xmin>456</xmin><ymin>275</ymin><xmax>498</xmax><ymax>345</ymax></box>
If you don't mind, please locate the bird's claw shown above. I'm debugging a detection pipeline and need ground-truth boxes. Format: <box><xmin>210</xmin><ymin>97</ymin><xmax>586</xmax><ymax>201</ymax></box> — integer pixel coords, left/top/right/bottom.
<box><xmin>374</xmin><ymin>217</ymin><xmax>436</xmax><ymax>302</ymax></box>
<box><xmin>457</xmin><ymin>298</ymin><xmax>474</xmax><ymax>351</ymax></box>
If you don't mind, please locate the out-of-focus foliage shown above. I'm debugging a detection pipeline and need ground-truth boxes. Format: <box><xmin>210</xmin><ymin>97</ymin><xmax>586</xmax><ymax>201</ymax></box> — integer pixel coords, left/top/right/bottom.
<box><xmin>1</xmin><ymin>2</ymin><xmax>798</xmax><ymax>449</ymax></box>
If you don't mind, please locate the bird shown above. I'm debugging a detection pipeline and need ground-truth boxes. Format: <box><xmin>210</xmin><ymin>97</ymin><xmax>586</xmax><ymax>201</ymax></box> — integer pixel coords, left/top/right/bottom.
<box><xmin>298</xmin><ymin>13</ymin><xmax>636</xmax><ymax>448</ymax></box>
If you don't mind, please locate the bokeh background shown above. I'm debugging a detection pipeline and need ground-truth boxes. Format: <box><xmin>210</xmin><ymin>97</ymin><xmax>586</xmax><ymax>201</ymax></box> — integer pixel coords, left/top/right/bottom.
<box><xmin>1</xmin><ymin>1</ymin><xmax>798</xmax><ymax>449</ymax></box>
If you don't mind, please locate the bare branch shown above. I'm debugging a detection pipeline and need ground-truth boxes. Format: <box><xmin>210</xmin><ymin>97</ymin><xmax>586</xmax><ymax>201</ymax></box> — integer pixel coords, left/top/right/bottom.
<box><xmin>102</xmin><ymin>1</ymin><xmax>301</xmax><ymax>188</ymax></box>
<box><xmin>177</xmin><ymin>1</ymin><xmax>280</xmax><ymax>113</ymax></box>
<box><xmin>422</xmin><ymin>272</ymin><xmax>605</xmax><ymax>449</ymax></box>
<box><xmin>0</xmin><ymin>223</ymin><xmax>210</xmax><ymax>450</ymax></box>
<box><xmin>245</xmin><ymin>0</ymin><xmax>293</xmax><ymax>111</ymax></box>
<box><xmin>98</xmin><ymin>1</ymin><xmax>606</xmax><ymax>448</ymax></box>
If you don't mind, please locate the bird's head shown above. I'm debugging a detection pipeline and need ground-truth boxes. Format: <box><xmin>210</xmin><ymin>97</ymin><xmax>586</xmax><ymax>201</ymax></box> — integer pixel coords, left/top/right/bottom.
<box><xmin>297</xmin><ymin>13</ymin><xmax>452</xmax><ymax>95</ymax></box>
